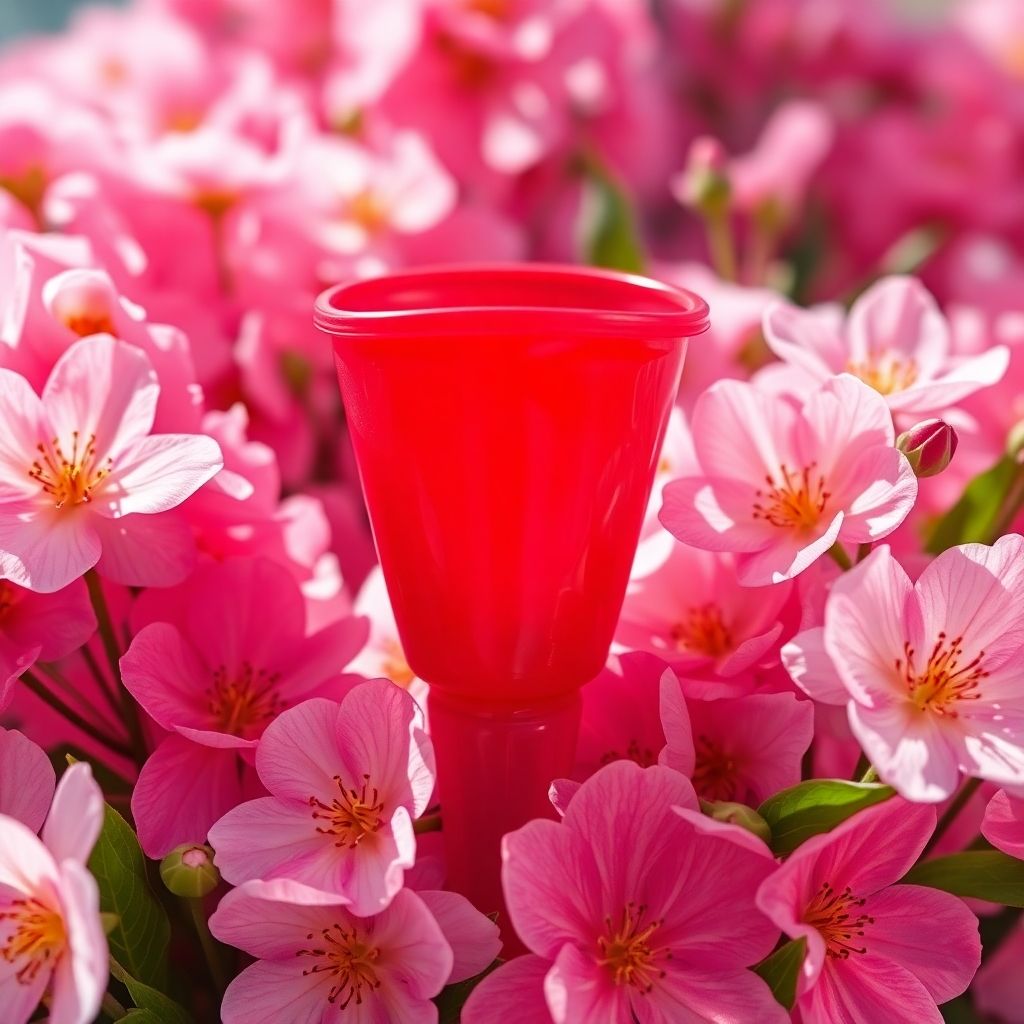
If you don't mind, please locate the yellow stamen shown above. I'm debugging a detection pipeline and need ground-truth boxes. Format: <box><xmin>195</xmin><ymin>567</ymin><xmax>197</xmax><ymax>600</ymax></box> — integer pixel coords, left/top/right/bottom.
<box><xmin>297</xmin><ymin>922</ymin><xmax>382</xmax><ymax>1008</ymax></box>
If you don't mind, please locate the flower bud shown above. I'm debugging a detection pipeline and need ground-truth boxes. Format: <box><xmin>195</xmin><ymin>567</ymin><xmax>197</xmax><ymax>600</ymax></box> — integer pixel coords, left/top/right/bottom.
<box><xmin>699</xmin><ymin>799</ymin><xmax>772</xmax><ymax>844</ymax></box>
<box><xmin>160</xmin><ymin>844</ymin><xmax>220</xmax><ymax>898</ymax></box>
<box><xmin>896</xmin><ymin>419</ymin><xmax>958</xmax><ymax>478</ymax></box>
<box><xmin>671</xmin><ymin>136</ymin><xmax>731</xmax><ymax>216</ymax></box>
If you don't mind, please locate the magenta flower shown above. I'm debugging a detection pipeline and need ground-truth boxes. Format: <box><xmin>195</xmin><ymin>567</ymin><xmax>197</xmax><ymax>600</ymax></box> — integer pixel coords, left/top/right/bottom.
<box><xmin>0</xmin><ymin>763</ymin><xmax>107</xmax><ymax>1024</ymax></box>
<box><xmin>660</xmin><ymin>374</ymin><xmax>918</xmax><ymax>585</ymax></box>
<box><xmin>786</xmin><ymin>538</ymin><xmax>1024</xmax><ymax>801</ymax></box>
<box><xmin>0</xmin><ymin>579</ymin><xmax>95</xmax><ymax>711</ymax></box>
<box><xmin>757</xmin><ymin>798</ymin><xmax>980</xmax><ymax>1022</ymax></box>
<box><xmin>209</xmin><ymin>880</ymin><xmax>454</xmax><ymax>1024</ymax></box>
<box><xmin>0</xmin><ymin>335</ymin><xmax>222</xmax><ymax>593</ymax></box>
<box><xmin>0</xmin><ymin>728</ymin><xmax>55</xmax><ymax>833</ymax></box>
<box><xmin>662</xmin><ymin>691</ymin><xmax>814</xmax><ymax>806</ymax></box>
<box><xmin>209</xmin><ymin>681</ymin><xmax>435</xmax><ymax>916</ymax></box>
<box><xmin>982</xmin><ymin>789</ymin><xmax>1024</xmax><ymax>860</ymax></box>
<box><xmin>616</xmin><ymin>541</ymin><xmax>792</xmax><ymax>678</ymax></box>
<box><xmin>763</xmin><ymin>276</ymin><xmax>1008</xmax><ymax>418</ymax></box>
<box><xmin>465</xmin><ymin>761</ymin><xmax>787</xmax><ymax>1024</ymax></box>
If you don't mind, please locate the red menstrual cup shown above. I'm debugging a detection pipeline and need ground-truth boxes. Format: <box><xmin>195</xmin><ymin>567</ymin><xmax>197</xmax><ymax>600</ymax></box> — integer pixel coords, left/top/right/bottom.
<box><xmin>316</xmin><ymin>264</ymin><xmax>709</xmax><ymax>941</ymax></box>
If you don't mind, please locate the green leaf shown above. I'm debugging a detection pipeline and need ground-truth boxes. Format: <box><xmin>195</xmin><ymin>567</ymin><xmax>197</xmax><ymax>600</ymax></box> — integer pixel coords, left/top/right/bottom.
<box><xmin>109</xmin><ymin>958</ymin><xmax>194</xmax><ymax>1024</ymax></box>
<box><xmin>435</xmin><ymin>960</ymin><xmax>502</xmax><ymax>1023</ymax></box>
<box><xmin>753</xmin><ymin>937</ymin><xmax>806</xmax><ymax>1010</ymax></box>
<box><xmin>902</xmin><ymin>850</ymin><xmax>1024</xmax><ymax>906</ymax></box>
<box><xmin>926</xmin><ymin>454</ymin><xmax>1017</xmax><ymax>554</ymax></box>
<box><xmin>117</xmin><ymin>1012</ymin><xmax>164</xmax><ymax>1024</ymax></box>
<box><xmin>941</xmin><ymin>995</ymin><xmax>983</xmax><ymax>1023</ymax></box>
<box><xmin>576</xmin><ymin>154</ymin><xmax>646</xmax><ymax>274</ymax></box>
<box><xmin>88</xmin><ymin>803</ymin><xmax>171</xmax><ymax>991</ymax></box>
<box><xmin>758</xmin><ymin>780</ymin><xmax>895</xmax><ymax>856</ymax></box>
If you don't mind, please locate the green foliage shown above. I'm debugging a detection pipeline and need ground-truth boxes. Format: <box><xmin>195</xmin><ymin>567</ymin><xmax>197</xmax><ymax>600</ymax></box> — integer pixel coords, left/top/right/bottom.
<box><xmin>753</xmin><ymin>937</ymin><xmax>807</xmax><ymax>1011</ymax></box>
<box><xmin>88</xmin><ymin>803</ymin><xmax>172</xmax><ymax>992</ymax></box>
<box><xmin>435</xmin><ymin>960</ymin><xmax>502</xmax><ymax>1023</ymax></box>
<box><xmin>576</xmin><ymin>154</ymin><xmax>646</xmax><ymax>273</ymax></box>
<box><xmin>109</xmin><ymin>958</ymin><xmax>194</xmax><ymax>1024</ymax></box>
<box><xmin>926</xmin><ymin>454</ymin><xmax>1018</xmax><ymax>554</ymax></box>
<box><xmin>758</xmin><ymin>780</ymin><xmax>895</xmax><ymax>856</ymax></box>
<box><xmin>903</xmin><ymin>850</ymin><xmax>1024</xmax><ymax>907</ymax></box>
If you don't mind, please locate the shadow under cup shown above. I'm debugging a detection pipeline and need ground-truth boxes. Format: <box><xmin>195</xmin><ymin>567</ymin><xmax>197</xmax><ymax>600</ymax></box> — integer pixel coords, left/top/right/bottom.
<box><xmin>315</xmin><ymin>264</ymin><xmax>709</xmax><ymax>938</ymax></box>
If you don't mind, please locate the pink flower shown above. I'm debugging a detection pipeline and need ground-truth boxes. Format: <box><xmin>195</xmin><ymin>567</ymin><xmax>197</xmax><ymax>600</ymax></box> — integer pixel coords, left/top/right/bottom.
<box><xmin>0</xmin><ymin>579</ymin><xmax>95</xmax><ymax>710</ymax></box>
<box><xmin>616</xmin><ymin>541</ymin><xmax>792</xmax><ymax>678</ymax></box>
<box><xmin>0</xmin><ymin>763</ymin><xmax>107</xmax><ymax>1024</ymax></box>
<box><xmin>660</xmin><ymin>374</ymin><xmax>918</xmax><ymax>585</ymax></box>
<box><xmin>763</xmin><ymin>277</ymin><xmax>1009</xmax><ymax>419</ymax></box>
<box><xmin>122</xmin><ymin>557</ymin><xmax>368</xmax><ymax>857</ymax></box>
<box><xmin>786</xmin><ymin>538</ymin><xmax>1024</xmax><ymax>801</ymax></box>
<box><xmin>982</xmin><ymin>789</ymin><xmax>1024</xmax><ymax>860</ymax></box>
<box><xmin>0</xmin><ymin>728</ymin><xmax>55</xmax><ymax>833</ymax></box>
<box><xmin>464</xmin><ymin>761</ymin><xmax>786</xmax><ymax>1024</ymax></box>
<box><xmin>208</xmin><ymin>681</ymin><xmax>435</xmax><ymax>916</ymax></box>
<box><xmin>662</xmin><ymin>691</ymin><xmax>814</xmax><ymax>806</ymax></box>
<box><xmin>0</xmin><ymin>336</ymin><xmax>223</xmax><ymax>593</ymax></box>
<box><xmin>756</xmin><ymin>797</ymin><xmax>980</xmax><ymax>1023</ymax></box>
<box><xmin>208</xmin><ymin>880</ymin><xmax>454</xmax><ymax>1024</ymax></box>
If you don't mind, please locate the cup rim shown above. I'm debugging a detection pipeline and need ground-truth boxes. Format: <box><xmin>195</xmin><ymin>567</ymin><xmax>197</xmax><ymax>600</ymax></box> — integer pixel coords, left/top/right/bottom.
<box><xmin>314</xmin><ymin>263</ymin><xmax>711</xmax><ymax>339</ymax></box>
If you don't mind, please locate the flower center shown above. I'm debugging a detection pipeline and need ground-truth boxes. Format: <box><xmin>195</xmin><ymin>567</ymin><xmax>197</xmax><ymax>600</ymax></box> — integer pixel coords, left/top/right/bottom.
<box><xmin>670</xmin><ymin>603</ymin><xmax>733</xmax><ymax>657</ymax></box>
<box><xmin>846</xmin><ymin>353</ymin><xmax>918</xmax><ymax>396</ymax></box>
<box><xmin>0</xmin><ymin>165</ymin><xmax>47</xmax><ymax>219</ymax></box>
<box><xmin>310</xmin><ymin>774</ymin><xmax>386</xmax><ymax>848</ymax></box>
<box><xmin>346</xmin><ymin>190</ymin><xmax>389</xmax><ymax>234</ymax></box>
<box><xmin>207</xmin><ymin>662</ymin><xmax>284</xmax><ymax>738</ymax></box>
<box><xmin>598</xmin><ymin>738</ymin><xmax>658</xmax><ymax>769</ymax></box>
<box><xmin>596</xmin><ymin>902</ymin><xmax>671</xmax><ymax>993</ymax></box>
<box><xmin>29</xmin><ymin>431</ymin><xmax>112</xmax><ymax>510</ymax></box>
<box><xmin>752</xmin><ymin>464</ymin><xmax>829</xmax><ymax>531</ymax></box>
<box><xmin>464</xmin><ymin>0</ymin><xmax>510</xmax><ymax>18</ymax></box>
<box><xmin>803</xmin><ymin>882</ymin><xmax>873</xmax><ymax>960</ymax></box>
<box><xmin>692</xmin><ymin>734</ymin><xmax>741</xmax><ymax>802</ymax></box>
<box><xmin>59</xmin><ymin>310</ymin><xmax>117</xmax><ymax>338</ymax></box>
<box><xmin>896</xmin><ymin>633</ymin><xmax>987</xmax><ymax>716</ymax></box>
<box><xmin>297</xmin><ymin>922</ymin><xmax>382</xmax><ymax>1008</ymax></box>
<box><xmin>0</xmin><ymin>896</ymin><xmax>66</xmax><ymax>985</ymax></box>
<box><xmin>381</xmin><ymin>640</ymin><xmax>415</xmax><ymax>689</ymax></box>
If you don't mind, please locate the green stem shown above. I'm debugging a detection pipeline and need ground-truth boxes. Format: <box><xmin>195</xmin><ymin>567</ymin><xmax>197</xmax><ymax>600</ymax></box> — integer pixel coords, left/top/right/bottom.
<box><xmin>189</xmin><ymin>897</ymin><xmax>229</xmax><ymax>995</ymax></box>
<box><xmin>706</xmin><ymin>210</ymin><xmax>738</xmax><ymax>282</ymax></box>
<box><xmin>852</xmin><ymin>752</ymin><xmax>870</xmax><ymax>781</ymax></box>
<box><xmin>20</xmin><ymin>670</ymin><xmax>134</xmax><ymax>759</ymax></box>
<box><xmin>101</xmin><ymin>991</ymin><xmax>128</xmax><ymax>1021</ymax></box>
<box><xmin>860</xmin><ymin>765</ymin><xmax>879</xmax><ymax>785</ymax></box>
<box><xmin>413</xmin><ymin>813</ymin><xmax>442</xmax><ymax>835</ymax></box>
<box><xmin>85</xmin><ymin>570</ymin><xmax>147</xmax><ymax>763</ymax></box>
<box><xmin>925</xmin><ymin>777</ymin><xmax>983</xmax><ymax>856</ymax></box>
<box><xmin>828</xmin><ymin>543</ymin><xmax>853</xmax><ymax>571</ymax></box>
<box><xmin>856</xmin><ymin>542</ymin><xmax>873</xmax><ymax>564</ymax></box>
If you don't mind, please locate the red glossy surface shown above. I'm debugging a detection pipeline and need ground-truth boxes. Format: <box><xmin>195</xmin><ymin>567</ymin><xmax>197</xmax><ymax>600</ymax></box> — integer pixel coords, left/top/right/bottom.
<box><xmin>317</xmin><ymin>264</ymin><xmax>708</xmax><ymax>930</ymax></box>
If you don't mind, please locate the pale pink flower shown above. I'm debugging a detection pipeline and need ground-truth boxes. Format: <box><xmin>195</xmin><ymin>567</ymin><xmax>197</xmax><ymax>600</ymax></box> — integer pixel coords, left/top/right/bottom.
<box><xmin>660</xmin><ymin>374</ymin><xmax>918</xmax><ymax>585</ymax></box>
<box><xmin>0</xmin><ymin>579</ymin><xmax>95</xmax><ymax>710</ymax></box>
<box><xmin>786</xmin><ymin>538</ymin><xmax>1024</xmax><ymax>801</ymax></box>
<box><xmin>0</xmin><ymin>728</ymin><xmax>55</xmax><ymax>833</ymax></box>
<box><xmin>756</xmin><ymin>797</ymin><xmax>980</xmax><ymax>1023</ymax></box>
<box><xmin>763</xmin><ymin>277</ymin><xmax>1009</xmax><ymax>419</ymax></box>
<box><xmin>0</xmin><ymin>336</ymin><xmax>223</xmax><ymax>593</ymax></box>
<box><xmin>464</xmin><ymin>761</ymin><xmax>786</xmax><ymax>1024</ymax></box>
<box><xmin>662</xmin><ymin>691</ymin><xmax>814</xmax><ymax>805</ymax></box>
<box><xmin>982</xmin><ymin>789</ymin><xmax>1024</xmax><ymax>860</ymax></box>
<box><xmin>208</xmin><ymin>681</ymin><xmax>435</xmax><ymax>916</ymax></box>
<box><xmin>208</xmin><ymin>880</ymin><xmax>454</xmax><ymax>1024</ymax></box>
<box><xmin>122</xmin><ymin>557</ymin><xmax>367</xmax><ymax>857</ymax></box>
<box><xmin>0</xmin><ymin>763</ymin><xmax>107</xmax><ymax>1024</ymax></box>
<box><xmin>617</xmin><ymin>541</ymin><xmax>792</xmax><ymax>678</ymax></box>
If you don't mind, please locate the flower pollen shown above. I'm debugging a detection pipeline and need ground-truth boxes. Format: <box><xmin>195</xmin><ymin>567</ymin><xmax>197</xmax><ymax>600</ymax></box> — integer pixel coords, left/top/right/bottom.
<box><xmin>207</xmin><ymin>662</ymin><xmax>284</xmax><ymax>738</ymax></box>
<box><xmin>847</xmin><ymin>353</ymin><xmax>918</xmax><ymax>396</ymax></box>
<box><xmin>29</xmin><ymin>431</ymin><xmax>112</xmax><ymax>510</ymax></box>
<box><xmin>896</xmin><ymin>633</ymin><xmax>987</xmax><ymax>716</ymax></box>
<box><xmin>803</xmin><ymin>882</ymin><xmax>873</xmax><ymax>960</ymax></box>
<box><xmin>297</xmin><ymin>922</ymin><xmax>382</xmax><ymax>1008</ymax></box>
<box><xmin>0</xmin><ymin>896</ymin><xmax>66</xmax><ymax>985</ymax></box>
<box><xmin>671</xmin><ymin>603</ymin><xmax>733</xmax><ymax>658</ymax></box>
<box><xmin>752</xmin><ymin>464</ymin><xmax>829</xmax><ymax>531</ymax></box>
<box><xmin>692</xmin><ymin>734</ymin><xmax>740</xmax><ymax>802</ymax></box>
<box><xmin>596</xmin><ymin>902</ymin><xmax>671</xmax><ymax>993</ymax></box>
<box><xmin>310</xmin><ymin>774</ymin><xmax>386</xmax><ymax>848</ymax></box>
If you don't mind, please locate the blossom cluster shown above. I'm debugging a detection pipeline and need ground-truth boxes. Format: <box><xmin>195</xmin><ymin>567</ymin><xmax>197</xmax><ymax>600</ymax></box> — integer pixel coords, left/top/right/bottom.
<box><xmin>1</xmin><ymin>0</ymin><xmax>1024</xmax><ymax>1022</ymax></box>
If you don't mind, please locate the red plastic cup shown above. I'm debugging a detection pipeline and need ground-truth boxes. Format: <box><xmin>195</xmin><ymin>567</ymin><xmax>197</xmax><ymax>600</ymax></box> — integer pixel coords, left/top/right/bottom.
<box><xmin>316</xmin><ymin>264</ymin><xmax>709</xmax><ymax>943</ymax></box>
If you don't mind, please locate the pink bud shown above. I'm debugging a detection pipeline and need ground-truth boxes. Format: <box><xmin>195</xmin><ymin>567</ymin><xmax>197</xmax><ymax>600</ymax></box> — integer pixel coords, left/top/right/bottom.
<box><xmin>671</xmin><ymin>135</ymin><xmax>731</xmax><ymax>212</ymax></box>
<box><xmin>897</xmin><ymin>419</ymin><xmax>958</xmax><ymax>478</ymax></box>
